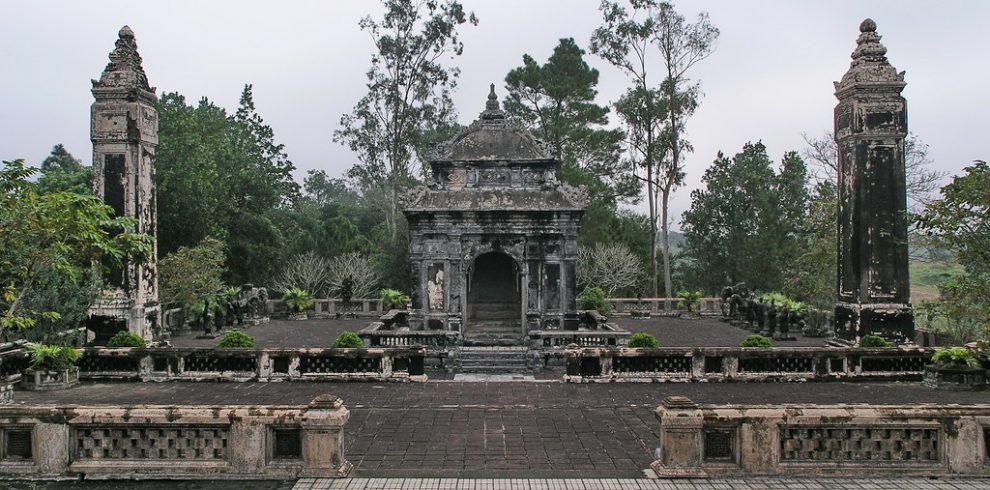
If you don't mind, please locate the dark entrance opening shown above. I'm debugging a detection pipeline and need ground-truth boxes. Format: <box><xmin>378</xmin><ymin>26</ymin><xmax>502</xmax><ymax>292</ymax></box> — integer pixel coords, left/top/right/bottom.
<box><xmin>87</xmin><ymin>316</ymin><xmax>127</xmax><ymax>346</ymax></box>
<box><xmin>467</xmin><ymin>252</ymin><xmax>521</xmax><ymax>342</ymax></box>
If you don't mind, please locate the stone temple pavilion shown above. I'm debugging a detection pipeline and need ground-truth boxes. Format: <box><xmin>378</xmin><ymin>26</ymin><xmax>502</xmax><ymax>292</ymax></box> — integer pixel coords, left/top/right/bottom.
<box><xmin>401</xmin><ymin>85</ymin><xmax>588</xmax><ymax>344</ymax></box>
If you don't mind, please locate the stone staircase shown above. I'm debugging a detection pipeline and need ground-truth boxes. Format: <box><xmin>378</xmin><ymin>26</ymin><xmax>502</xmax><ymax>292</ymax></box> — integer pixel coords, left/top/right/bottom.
<box><xmin>456</xmin><ymin>346</ymin><xmax>532</xmax><ymax>374</ymax></box>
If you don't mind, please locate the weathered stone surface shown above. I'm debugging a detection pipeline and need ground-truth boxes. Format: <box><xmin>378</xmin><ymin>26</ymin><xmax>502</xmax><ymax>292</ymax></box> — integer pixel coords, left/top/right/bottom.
<box><xmin>833</xmin><ymin>19</ymin><xmax>913</xmax><ymax>342</ymax></box>
<box><xmin>89</xmin><ymin>26</ymin><xmax>160</xmax><ymax>342</ymax></box>
<box><xmin>403</xmin><ymin>85</ymin><xmax>586</xmax><ymax>343</ymax></box>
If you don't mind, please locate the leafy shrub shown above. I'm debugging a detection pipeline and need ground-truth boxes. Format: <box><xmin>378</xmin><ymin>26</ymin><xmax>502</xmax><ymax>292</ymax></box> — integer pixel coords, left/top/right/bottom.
<box><xmin>216</xmin><ymin>330</ymin><xmax>255</xmax><ymax>348</ymax></box>
<box><xmin>332</xmin><ymin>331</ymin><xmax>364</xmax><ymax>349</ymax></box>
<box><xmin>283</xmin><ymin>287</ymin><xmax>315</xmax><ymax>313</ymax></box>
<box><xmin>29</xmin><ymin>344</ymin><xmax>81</xmax><ymax>371</ymax></box>
<box><xmin>627</xmin><ymin>332</ymin><xmax>660</xmax><ymax>348</ymax></box>
<box><xmin>931</xmin><ymin>347</ymin><xmax>979</xmax><ymax>368</ymax></box>
<box><xmin>740</xmin><ymin>335</ymin><xmax>772</xmax><ymax>348</ymax></box>
<box><xmin>107</xmin><ymin>330</ymin><xmax>146</xmax><ymax>348</ymax></box>
<box><xmin>859</xmin><ymin>335</ymin><xmax>890</xmax><ymax>348</ymax></box>
<box><xmin>576</xmin><ymin>287</ymin><xmax>613</xmax><ymax>315</ymax></box>
<box><xmin>381</xmin><ymin>289</ymin><xmax>410</xmax><ymax>310</ymax></box>
<box><xmin>676</xmin><ymin>291</ymin><xmax>702</xmax><ymax>312</ymax></box>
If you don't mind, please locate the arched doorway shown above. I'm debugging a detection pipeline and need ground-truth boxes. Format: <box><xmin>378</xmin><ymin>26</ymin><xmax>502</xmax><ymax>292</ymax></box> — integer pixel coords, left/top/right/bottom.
<box><xmin>466</xmin><ymin>252</ymin><xmax>522</xmax><ymax>342</ymax></box>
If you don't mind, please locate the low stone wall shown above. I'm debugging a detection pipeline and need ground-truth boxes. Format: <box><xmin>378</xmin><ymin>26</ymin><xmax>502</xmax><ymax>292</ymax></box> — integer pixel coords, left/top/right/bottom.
<box><xmin>266</xmin><ymin>298</ymin><xmax>384</xmax><ymax>318</ymax></box>
<box><xmin>0</xmin><ymin>395</ymin><xmax>350</xmax><ymax>480</ymax></box>
<box><xmin>564</xmin><ymin>347</ymin><xmax>934</xmax><ymax>383</ymax></box>
<box><xmin>651</xmin><ymin>396</ymin><xmax>990</xmax><ymax>477</ymax></box>
<box><xmin>75</xmin><ymin>347</ymin><xmax>427</xmax><ymax>382</ymax></box>
<box><xmin>359</xmin><ymin>322</ymin><xmax>460</xmax><ymax>349</ymax></box>
<box><xmin>608</xmin><ymin>297</ymin><xmax>723</xmax><ymax>316</ymax></box>
<box><xmin>528</xmin><ymin>328</ymin><xmax>631</xmax><ymax>348</ymax></box>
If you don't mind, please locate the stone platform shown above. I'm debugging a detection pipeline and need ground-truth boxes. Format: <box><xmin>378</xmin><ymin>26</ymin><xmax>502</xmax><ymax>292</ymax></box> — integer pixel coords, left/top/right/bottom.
<box><xmin>292</xmin><ymin>478</ymin><xmax>990</xmax><ymax>490</ymax></box>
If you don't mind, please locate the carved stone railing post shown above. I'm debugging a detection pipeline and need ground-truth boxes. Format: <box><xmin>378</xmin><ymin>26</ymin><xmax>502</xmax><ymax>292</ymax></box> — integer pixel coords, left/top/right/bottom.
<box><xmin>34</xmin><ymin>421</ymin><xmax>70</xmax><ymax>476</ymax></box>
<box><xmin>651</xmin><ymin>396</ymin><xmax>707</xmax><ymax>478</ymax></box>
<box><xmin>300</xmin><ymin>395</ymin><xmax>352</xmax><ymax>477</ymax></box>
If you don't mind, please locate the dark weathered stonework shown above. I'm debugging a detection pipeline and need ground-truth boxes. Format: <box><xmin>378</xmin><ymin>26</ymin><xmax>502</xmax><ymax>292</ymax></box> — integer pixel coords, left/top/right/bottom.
<box><xmin>402</xmin><ymin>85</ymin><xmax>587</xmax><ymax>343</ymax></box>
<box><xmin>833</xmin><ymin>19</ymin><xmax>913</xmax><ymax>342</ymax></box>
<box><xmin>88</xmin><ymin>26</ymin><xmax>160</xmax><ymax>342</ymax></box>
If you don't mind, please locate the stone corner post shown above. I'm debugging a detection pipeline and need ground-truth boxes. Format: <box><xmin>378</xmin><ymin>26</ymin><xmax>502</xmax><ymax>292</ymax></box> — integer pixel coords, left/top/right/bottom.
<box><xmin>299</xmin><ymin>394</ymin><xmax>352</xmax><ymax>477</ymax></box>
<box><xmin>650</xmin><ymin>396</ymin><xmax>708</xmax><ymax>478</ymax></box>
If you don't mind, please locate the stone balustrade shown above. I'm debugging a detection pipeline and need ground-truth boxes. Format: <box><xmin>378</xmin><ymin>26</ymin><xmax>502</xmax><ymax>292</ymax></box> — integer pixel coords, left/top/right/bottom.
<box><xmin>564</xmin><ymin>347</ymin><xmax>934</xmax><ymax>383</ymax></box>
<box><xmin>651</xmin><ymin>396</ymin><xmax>990</xmax><ymax>477</ymax></box>
<box><xmin>75</xmin><ymin>347</ymin><xmax>427</xmax><ymax>382</ymax></box>
<box><xmin>0</xmin><ymin>395</ymin><xmax>351</xmax><ymax>479</ymax></box>
<box><xmin>266</xmin><ymin>298</ymin><xmax>384</xmax><ymax>318</ymax></box>
<box><xmin>528</xmin><ymin>328</ymin><xmax>631</xmax><ymax>348</ymax></box>
<box><xmin>607</xmin><ymin>297</ymin><xmax>723</xmax><ymax>315</ymax></box>
<box><xmin>359</xmin><ymin>323</ymin><xmax>460</xmax><ymax>349</ymax></box>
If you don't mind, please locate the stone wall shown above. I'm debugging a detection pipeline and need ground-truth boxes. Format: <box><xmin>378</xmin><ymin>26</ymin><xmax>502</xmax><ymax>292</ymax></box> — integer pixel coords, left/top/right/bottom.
<box><xmin>0</xmin><ymin>395</ymin><xmax>350</xmax><ymax>479</ymax></box>
<box><xmin>565</xmin><ymin>346</ymin><xmax>933</xmax><ymax>383</ymax></box>
<box><xmin>652</xmin><ymin>396</ymin><xmax>990</xmax><ymax>477</ymax></box>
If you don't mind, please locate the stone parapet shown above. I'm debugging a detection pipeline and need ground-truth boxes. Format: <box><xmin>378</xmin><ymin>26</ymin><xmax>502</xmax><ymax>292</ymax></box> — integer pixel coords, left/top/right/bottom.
<box><xmin>607</xmin><ymin>297</ymin><xmax>724</xmax><ymax>316</ymax></box>
<box><xmin>266</xmin><ymin>299</ymin><xmax>384</xmax><ymax>318</ymax></box>
<box><xmin>565</xmin><ymin>346</ymin><xmax>935</xmax><ymax>383</ymax></box>
<box><xmin>0</xmin><ymin>396</ymin><xmax>350</xmax><ymax>479</ymax></box>
<box><xmin>73</xmin><ymin>347</ymin><xmax>427</xmax><ymax>383</ymax></box>
<box><xmin>651</xmin><ymin>398</ymin><xmax>990</xmax><ymax>477</ymax></box>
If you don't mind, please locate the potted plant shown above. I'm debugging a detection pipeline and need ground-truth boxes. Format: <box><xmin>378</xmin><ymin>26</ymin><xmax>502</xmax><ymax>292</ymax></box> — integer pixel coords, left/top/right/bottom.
<box><xmin>676</xmin><ymin>290</ymin><xmax>702</xmax><ymax>316</ymax></box>
<box><xmin>283</xmin><ymin>287</ymin><xmax>315</xmax><ymax>320</ymax></box>
<box><xmin>923</xmin><ymin>347</ymin><xmax>986</xmax><ymax>391</ymax></box>
<box><xmin>23</xmin><ymin>344</ymin><xmax>81</xmax><ymax>391</ymax></box>
<box><xmin>380</xmin><ymin>289</ymin><xmax>410</xmax><ymax>311</ymax></box>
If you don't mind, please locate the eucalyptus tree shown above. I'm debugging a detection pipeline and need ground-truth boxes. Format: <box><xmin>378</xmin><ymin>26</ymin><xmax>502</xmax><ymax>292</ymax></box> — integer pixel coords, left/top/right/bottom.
<box><xmin>591</xmin><ymin>0</ymin><xmax>718</xmax><ymax>300</ymax></box>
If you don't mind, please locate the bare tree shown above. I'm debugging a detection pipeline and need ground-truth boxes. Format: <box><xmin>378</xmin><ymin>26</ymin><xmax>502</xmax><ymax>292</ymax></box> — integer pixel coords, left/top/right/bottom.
<box><xmin>327</xmin><ymin>252</ymin><xmax>381</xmax><ymax>300</ymax></box>
<box><xmin>272</xmin><ymin>251</ymin><xmax>333</xmax><ymax>296</ymax></box>
<box><xmin>577</xmin><ymin>243</ymin><xmax>644</xmax><ymax>296</ymax></box>
<box><xmin>801</xmin><ymin>131</ymin><xmax>946</xmax><ymax>210</ymax></box>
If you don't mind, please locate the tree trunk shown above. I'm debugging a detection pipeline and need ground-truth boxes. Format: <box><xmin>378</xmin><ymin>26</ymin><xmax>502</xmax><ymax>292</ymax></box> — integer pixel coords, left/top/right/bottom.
<box><xmin>647</xmin><ymin>157</ymin><xmax>658</xmax><ymax>298</ymax></box>
<box><xmin>661</xmin><ymin>189</ymin><xmax>673</xmax><ymax>310</ymax></box>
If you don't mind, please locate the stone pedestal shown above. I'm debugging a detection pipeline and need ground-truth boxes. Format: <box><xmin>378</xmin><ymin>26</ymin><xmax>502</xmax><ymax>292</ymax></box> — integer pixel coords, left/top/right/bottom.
<box><xmin>21</xmin><ymin>368</ymin><xmax>80</xmax><ymax>391</ymax></box>
<box><xmin>299</xmin><ymin>394</ymin><xmax>352</xmax><ymax>477</ymax></box>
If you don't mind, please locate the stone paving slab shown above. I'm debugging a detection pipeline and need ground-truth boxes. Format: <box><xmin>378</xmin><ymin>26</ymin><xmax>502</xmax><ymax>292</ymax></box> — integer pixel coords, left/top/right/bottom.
<box><xmin>293</xmin><ymin>478</ymin><xmax>990</xmax><ymax>490</ymax></box>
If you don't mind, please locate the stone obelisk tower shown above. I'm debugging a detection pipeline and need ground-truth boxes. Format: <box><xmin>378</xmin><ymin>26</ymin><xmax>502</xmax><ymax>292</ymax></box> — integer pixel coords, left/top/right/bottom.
<box><xmin>833</xmin><ymin>19</ymin><xmax>913</xmax><ymax>343</ymax></box>
<box><xmin>88</xmin><ymin>26</ymin><xmax>160</xmax><ymax>342</ymax></box>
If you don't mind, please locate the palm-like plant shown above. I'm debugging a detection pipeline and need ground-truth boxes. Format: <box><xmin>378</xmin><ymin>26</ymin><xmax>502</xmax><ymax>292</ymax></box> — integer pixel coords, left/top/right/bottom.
<box><xmin>381</xmin><ymin>289</ymin><xmax>410</xmax><ymax>311</ymax></box>
<box><xmin>676</xmin><ymin>291</ymin><xmax>702</xmax><ymax>312</ymax></box>
<box><xmin>283</xmin><ymin>288</ymin><xmax>315</xmax><ymax>313</ymax></box>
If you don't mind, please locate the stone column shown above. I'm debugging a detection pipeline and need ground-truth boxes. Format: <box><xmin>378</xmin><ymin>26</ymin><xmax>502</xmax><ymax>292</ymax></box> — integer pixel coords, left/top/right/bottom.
<box><xmin>650</xmin><ymin>396</ymin><xmax>707</xmax><ymax>478</ymax></box>
<box><xmin>833</xmin><ymin>19</ymin><xmax>913</xmax><ymax>343</ymax></box>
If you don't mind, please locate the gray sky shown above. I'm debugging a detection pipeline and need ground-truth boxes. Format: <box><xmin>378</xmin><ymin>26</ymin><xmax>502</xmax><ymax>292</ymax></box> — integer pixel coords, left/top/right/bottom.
<box><xmin>1</xmin><ymin>1</ymin><xmax>987</xmax><ymax>230</ymax></box>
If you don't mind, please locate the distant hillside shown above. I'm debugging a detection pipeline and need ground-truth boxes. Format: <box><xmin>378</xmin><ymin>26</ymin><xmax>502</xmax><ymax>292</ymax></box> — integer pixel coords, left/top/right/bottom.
<box><xmin>666</xmin><ymin>230</ymin><xmax>686</xmax><ymax>252</ymax></box>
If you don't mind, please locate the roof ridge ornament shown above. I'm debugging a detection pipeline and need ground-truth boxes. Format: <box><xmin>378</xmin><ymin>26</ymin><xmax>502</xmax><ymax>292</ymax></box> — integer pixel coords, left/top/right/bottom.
<box><xmin>480</xmin><ymin>83</ymin><xmax>505</xmax><ymax>120</ymax></box>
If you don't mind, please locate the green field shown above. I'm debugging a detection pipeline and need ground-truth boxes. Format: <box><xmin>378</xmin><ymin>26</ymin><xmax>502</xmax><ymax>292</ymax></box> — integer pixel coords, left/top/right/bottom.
<box><xmin>910</xmin><ymin>260</ymin><xmax>965</xmax><ymax>301</ymax></box>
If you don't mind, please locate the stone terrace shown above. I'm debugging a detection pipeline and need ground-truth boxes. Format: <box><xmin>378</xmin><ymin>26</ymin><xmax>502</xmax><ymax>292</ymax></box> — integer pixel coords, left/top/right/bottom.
<box><xmin>15</xmin><ymin>381</ymin><xmax>988</xmax><ymax>478</ymax></box>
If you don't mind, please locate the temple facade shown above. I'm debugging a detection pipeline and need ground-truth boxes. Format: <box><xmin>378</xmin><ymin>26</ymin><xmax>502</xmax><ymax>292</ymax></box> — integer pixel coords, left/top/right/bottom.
<box><xmin>88</xmin><ymin>26</ymin><xmax>161</xmax><ymax>342</ymax></box>
<box><xmin>402</xmin><ymin>86</ymin><xmax>587</xmax><ymax>344</ymax></box>
<box><xmin>833</xmin><ymin>19</ymin><xmax>913</xmax><ymax>342</ymax></box>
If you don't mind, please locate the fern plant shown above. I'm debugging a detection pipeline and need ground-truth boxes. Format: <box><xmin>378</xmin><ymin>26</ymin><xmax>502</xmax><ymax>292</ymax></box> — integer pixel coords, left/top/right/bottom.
<box><xmin>29</xmin><ymin>344</ymin><xmax>81</xmax><ymax>371</ymax></box>
<box><xmin>283</xmin><ymin>288</ymin><xmax>315</xmax><ymax>313</ymax></box>
<box><xmin>380</xmin><ymin>289</ymin><xmax>410</xmax><ymax>310</ymax></box>
<box><xmin>932</xmin><ymin>347</ymin><xmax>979</xmax><ymax>368</ymax></box>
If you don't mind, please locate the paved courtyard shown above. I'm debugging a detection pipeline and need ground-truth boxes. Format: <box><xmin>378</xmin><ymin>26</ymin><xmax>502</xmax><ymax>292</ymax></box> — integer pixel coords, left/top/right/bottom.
<box><xmin>15</xmin><ymin>381</ymin><xmax>989</xmax><ymax>478</ymax></box>
<box><xmin>169</xmin><ymin>315</ymin><xmax>825</xmax><ymax>349</ymax></box>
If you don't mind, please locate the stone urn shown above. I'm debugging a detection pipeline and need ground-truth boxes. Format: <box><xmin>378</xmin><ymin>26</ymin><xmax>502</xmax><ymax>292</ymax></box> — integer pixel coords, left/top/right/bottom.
<box><xmin>22</xmin><ymin>366</ymin><xmax>80</xmax><ymax>391</ymax></box>
<box><xmin>923</xmin><ymin>364</ymin><xmax>987</xmax><ymax>391</ymax></box>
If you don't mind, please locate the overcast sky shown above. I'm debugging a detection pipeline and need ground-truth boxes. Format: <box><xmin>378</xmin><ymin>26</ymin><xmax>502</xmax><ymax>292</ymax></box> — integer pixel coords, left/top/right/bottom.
<box><xmin>1</xmin><ymin>1</ymin><xmax>987</xmax><ymax>230</ymax></box>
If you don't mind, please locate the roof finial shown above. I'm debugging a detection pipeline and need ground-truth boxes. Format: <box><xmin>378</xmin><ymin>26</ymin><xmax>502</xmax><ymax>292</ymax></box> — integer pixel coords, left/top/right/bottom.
<box><xmin>852</xmin><ymin>18</ymin><xmax>887</xmax><ymax>61</ymax></box>
<box><xmin>486</xmin><ymin>83</ymin><xmax>499</xmax><ymax>111</ymax></box>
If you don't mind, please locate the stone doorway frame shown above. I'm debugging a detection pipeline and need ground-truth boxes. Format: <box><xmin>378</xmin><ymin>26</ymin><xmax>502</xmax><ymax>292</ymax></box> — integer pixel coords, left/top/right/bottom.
<box><xmin>464</xmin><ymin>250</ymin><xmax>526</xmax><ymax>339</ymax></box>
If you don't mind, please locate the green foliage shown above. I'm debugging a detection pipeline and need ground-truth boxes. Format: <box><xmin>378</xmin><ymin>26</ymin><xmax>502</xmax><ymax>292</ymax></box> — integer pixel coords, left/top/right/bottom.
<box><xmin>334</xmin><ymin>0</ymin><xmax>477</xmax><ymax>238</ymax></box>
<box><xmin>627</xmin><ymin>332</ymin><xmax>659</xmax><ymax>348</ymax></box>
<box><xmin>332</xmin><ymin>331</ymin><xmax>364</xmax><ymax>349</ymax></box>
<box><xmin>283</xmin><ymin>288</ymin><xmax>315</xmax><ymax>313</ymax></box>
<box><xmin>783</xmin><ymin>181</ymin><xmax>837</xmax><ymax>308</ymax></box>
<box><xmin>36</xmin><ymin>144</ymin><xmax>92</xmax><ymax>196</ymax></box>
<box><xmin>158</xmin><ymin>237</ymin><xmax>226</xmax><ymax>309</ymax></box>
<box><xmin>576</xmin><ymin>287</ymin><xmax>613</xmax><ymax>315</ymax></box>
<box><xmin>740</xmin><ymin>335</ymin><xmax>773</xmax><ymax>348</ymax></box>
<box><xmin>28</xmin><ymin>344</ymin><xmax>81</xmax><ymax>371</ymax></box>
<box><xmin>759</xmin><ymin>292</ymin><xmax>808</xmax><ymax>318</ymax></box>
<box><xmin>859</xmin><ymin>335</ymin><xmax>890</xmax><ymax>348</ymax></box>
<box><xmin>676</xmin><ymin>291</ymin><xmax>702</xmax><ymax>312</ymax></box>
<box><xmin>1</xmin><ymin>159</ymin><xmax>152</xmax><ymax>336</ymax></box>
<box><xmin>107</xmin><ymin>330</ymin><xmax>146</xmax><ymax>348</ymax></box>
<box><xmin>155</xmin><ymin>87</ymin><xmax>298</xmax><ymax>285</ymax></box>
<box><xmin>380</xmin><ymin>289</ymin><xmax>410</xmax><ymax>311</ymax></box>
<box><xmin>681</xmin><ymin>143</ymin><xmax>808</xmax><ymax>294</ymax></box>
<box><xmin>931</xmin><ymin>347</ymin><xmax>979</xmax><ymax>369</ymax></box>
<box><xmin>917</xmin><ymin>160</ymin><xmax>990</xmax><ymax>338</ymax></box>
<box><xmin>216</xmin><ymin>330</ymin><xmax>255</xmax><ymax>349</ymax></box>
